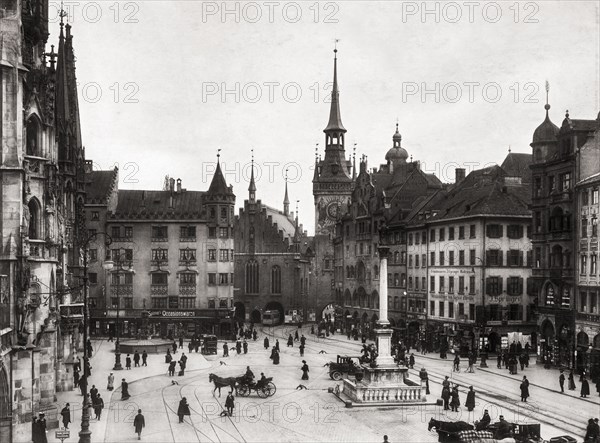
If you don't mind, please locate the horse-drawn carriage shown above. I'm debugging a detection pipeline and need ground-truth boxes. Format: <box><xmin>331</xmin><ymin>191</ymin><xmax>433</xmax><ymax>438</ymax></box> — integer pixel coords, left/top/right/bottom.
<box><xmin>428</xmin><ymin>418</ymin><xmax>545</xmax><ymax>443</ymax></box>
<box><xmin>209</xmin><ymin>373</ymin><xmax>276</xmax><ymax>398</ymax></box>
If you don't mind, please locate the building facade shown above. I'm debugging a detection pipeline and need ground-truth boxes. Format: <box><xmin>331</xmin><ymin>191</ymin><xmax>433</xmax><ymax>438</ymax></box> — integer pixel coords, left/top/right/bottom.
<box><xmin>86</xmin><ymin>161</ymin><xmax>236</xmax><ymax>339</ymax></box>
<box><xmin>1</xmin><ymin>1</ymin><xmax>87</xmax><ymax>438</ymax></box>
<box><xmin>234</xmin><ymin>162</ymin><xmax>314</xmax><ymax>324</ymax></box>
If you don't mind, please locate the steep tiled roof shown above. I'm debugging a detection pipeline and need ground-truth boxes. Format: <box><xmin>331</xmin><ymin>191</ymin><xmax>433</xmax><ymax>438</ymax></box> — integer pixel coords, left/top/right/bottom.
<box><xmin>85</xmin><ymin>168</ymin><xmax>118</xmax><ymax>204</ymax></box>
<box><xmin>207</xmin><ymin>161</ymin><xmax>234</xmax><ymax>197</ymax></box>
<box><xmin>501</xmin><ymin>153</ymin><xmax>532</xmax><ymax>183</ymax></box>
<box><xmin>262</xmin><ymin>204</ymin><xmax>296</xmax><ymax>240</ymax></box>
<box><xmin>110</xmin><ymin>189</ymin><xmax>204</xmax><ymax>219</ymax></box>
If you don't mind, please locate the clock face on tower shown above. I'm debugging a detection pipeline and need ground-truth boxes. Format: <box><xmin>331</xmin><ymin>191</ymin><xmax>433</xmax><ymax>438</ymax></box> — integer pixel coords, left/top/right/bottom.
<box><xmin>316</xmin><ymin>196</ymin><xmax>347</xmax><ymax>235</ymax></box>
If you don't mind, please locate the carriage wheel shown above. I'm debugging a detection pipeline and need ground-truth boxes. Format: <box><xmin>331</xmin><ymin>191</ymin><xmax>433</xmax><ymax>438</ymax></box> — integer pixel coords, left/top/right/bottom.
<box><xmin>257</xmin><ymin>387</ymin><xmax>268</xmax><ymax>398</ymax></box>
<box><xmin>267</xmin><ymin>382</ymin><xmax>276</xmax><ymax>396</ymax></box>
<box><xmin>238</xmin><ymin>385</ymin><xmax>250</xmax><ymax>397</ymax></box>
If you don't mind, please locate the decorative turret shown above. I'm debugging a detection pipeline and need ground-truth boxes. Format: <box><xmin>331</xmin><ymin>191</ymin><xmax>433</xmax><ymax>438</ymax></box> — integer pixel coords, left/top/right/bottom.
<box><xmin>385</xmin><ymin>122</ymin><xmax>409</xmax><ymax>173</ymax></box>
<box><xmin>205</xmin><ymin>150</ymin><xmax>235</xmax><ymax>204</ymax></box>
<box><xmin>283</xmin><ymin>169</ymin><xmax>290</xmax><ymax>216</ymax></box>
<box><xmin>531</xmin><ymin>82</ymin><xmax>559</xmax><ymax>164</ymax></box>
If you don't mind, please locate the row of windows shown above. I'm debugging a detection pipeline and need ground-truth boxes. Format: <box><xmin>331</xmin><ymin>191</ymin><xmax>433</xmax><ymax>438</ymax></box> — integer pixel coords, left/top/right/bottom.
<box><xmin>428</xmin><ymin>275</ymin><xmax>527</xmax><ymax>296</ymax></box>
<box><xmin>579</xmin><ymin>290</ymin><xmax>599</xmax><ymax>314</ymax></box>
<box><xmin>429</xmin><ymin>301</ymin><xmax>476</xmax><ymax>320</ymax></box>
<box><xmin>580</xmin><ymin>254</ymin><xmax>599</xmax><ymax>275</ymax></box>
<box><xmin>581</xmin><ymin>188</ymin><xmax>600</xmax><ymax>206</ymax></box>
<box><xmin>581</xmin><ymin>217</ymin><xmax>598</xmax><ymax>238</ymax></box>
<box><xmin>245</xmin><ymin>262</ymin><xmax>283</xmax><ymax>294</ymax></box>
<box><xmin>150</xmin><ymin>297</ymin><xmax>231</xmax><ymax>309</ymax></box>
<box><xmin>533</xmin><ymin>173</ymin><xmax>573</xmax><ymax>197</ymax></box>
<box><xmin>403</xmin><ymin>249</ymin><xmax>530</xmax><ymax>267</ymax></box>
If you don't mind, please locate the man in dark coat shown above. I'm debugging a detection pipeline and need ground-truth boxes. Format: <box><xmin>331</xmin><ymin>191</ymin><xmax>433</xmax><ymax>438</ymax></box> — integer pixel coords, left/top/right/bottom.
<box><xmin>121</xmin><ymin>379</ymin><xmax>130</xmax><ymax>400</ymax></box>
<box><xmin>177</xmin><ymin>397</ymin><xmax>191</xmax><ymax>423</ymax></box>
<box><xmin>90</xmin><ymin>384</ymin><xmax>98</xmax><ymax>401</ymax></box>
<box><xmin>93</xmin><ymin>393</ymin><xmax>104</xmax><ymax>420</ymax></box>
<box><xmin>419</xmin><ymin>368</ymin><xmax>430</xmax><ymax>394</ymax></box>
<box><xmin>450</xmin><ymin>386</ymin><xmax>460</xmax><ymax>412</ymax></box>
<box><xmin>133</xmin><ymin>409</ymin><xmax>145</xmax><ymax>440</ymax></box>
<box><xmin>225</xmin><ymin>392</ymin><xmax>235</xmax><ymax>416</ymax></box>
<box><xmin>453</xmin><ymin>355</ymin><xmax>460</xmax><ymax>372</ymax></box>
<box><xmin>475</xmin><ymin>410</ymin><xmax>491</xmax><ymax>431</ymax></box>
<box><xmin>272</xmin><ymin>349</ymin><xmax>280</xmax><ymax>365</ymax></box>
<box><xmin>301</xmin><ymin>361</ymin><xmax>309</xmax><ymax>380</ymax></box>
<box><xmin>581</xmin><ymin>376</ymin><xmax>590</xmax><ymax>398</ymax></box>
<box><xmin>300</xmin><ymin>335</ymin><xmax>306</xmax><ymax>346</ymax></box>
<box><xmin>465</xmin><ymin>386</ymin><xmax>475</xmax><ymax>411</ymax></box>
<box><xmin>179</xmin><ymin>336</ymin><xmax>184</xmax><ymax>349</ymax></box>
<box><xmin>36</xmin><ymin>413</ymin><xmax>48</xmax><ymax>443</ymax></box>
<box><xmin>60</xmin><ymin>404</ymin><xmax>71</xmax><ymax>429</ymax></box>
<box><xmin>264</xmin><ymin>337</ymin><xmax>270</xmax><ymax>350</ymax></box>
<box><xmin>495</xmin><ymin>416</ymin><xmax>512</xmax><ymax>440</ymax></box>
<box><xmin>79</xmin><ymin>374</ymin><xmax>87</xmax><ymax>397</ymax></box>
<box><xmin>126</xmin><ymin>354</ymin><xmax>132</xmax><ymax>370</ymax></box>
<box><xmin>252</xmin><ymin>329</ymin><xmax>257</xmax><ymax>341</ymax></box>
<box><xmin>223</xmin><ymin>342</ymin><xmax>229</xmax><ymax>357</ymax></box>
<box><xmin>299</xmin><ymin>344</ymin><xmax>305</xmax><ymax>357</ymax></box>
<box><xmin>441</xmin><ymin>386</ymin><xmax>450</xmax><ymax>410</ymax></box>
<box><xmin>133</xmin><ymin>350</ymin><xmax>140</xmax><ymax>367</ymax></box>
<box><xmin>559</xmin><ymin>370</ymin><xmax>565</xmax><ymax>393</ymax></box>
<box><xmin>142</xmin><ymin>350</ymin><xmax>148</xmax><ymax>366</ymax></box>
<box><xmin>275</xmin><ymin>339</ymin><xmax>280</xmax><ymax>352</ymax></box>
<box><xmin>287</xmin><ymin>334</ymin><xmax>294</xmax><ymax>347</ymax></box>
<box><xmin>165</xmin><ymin>349</ymin><xmax>172</xmax><ymax>363</ymax></box>
<box><xmin>569</xmin><ymin>370</ymin><xmax>576</xmax><ymax>390</ymax></box>
<box><xmin>520</xmin><ymin>376</ymin><xmax>530</xmax><ymax>402</ymax></box>
<box><xmin>236</xmin><ymin>340</ymin><xmax>242</xmax><ymax>354</ymax></box>
<box><xmin>168</xmin><ymin>360</ymin><xmax>176</xmax><ymax>376</ymax></box>
<box><xmin>243</xmin><ymin>340</ymin><xmax>248</xmax><ymax>354</ymax></box>
<box><xmin>497</xmin><ymin>353</ymin><xmax>502</xmax><ymax>368</ymax></box>
<box><xmin>409</xmin><ymin>354</ymin><xmax>415</xmax><ymax>369</ymax></box>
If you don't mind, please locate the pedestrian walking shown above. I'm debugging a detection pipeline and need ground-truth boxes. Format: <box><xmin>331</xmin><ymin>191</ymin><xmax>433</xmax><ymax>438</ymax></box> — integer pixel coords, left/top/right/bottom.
<box><xmin>133</xmin><ymin>350</ymin><xmax>140</xmax><ymax>367</ymax></box>
<box><xmin>79</xmin><ymin>374</ymin><xmax>87</xmax><ymax>397</ymax></box>
<box><xmin>581</xmin><ymin>376</ymin><xmax>590</xmax><ymax>398</ymax></box>
<box><xmin>453</xmin><ymin>354</ymin><xmax>460</xmax><ymax>372</ymax></box>
<box><xmin>299</xmin><ymin>343</ymin><xmax>305</xmax><ymax>357</ymax></box>
<box><xmin>450</xmin><ymin>386</ymin><xmax>460</xmax><ymax>412</ymax></box>
<box><xmin>569</xmin><ymin>370</ymin><xmax>577</xmax><ymax>390</ymax></box>
<box><xmin>126</xmin><ymin>354</ymin><xmax>132</xmax><ymax>370</ymax></box>
<box><xmin>225</xmin><ymin>392</ymin><xmax>235</xmax><ymax>416</ymax></box>
<box><xmin>73</xmin><ymin>368</ymin><xmax>80</xmax><ymax>388</ymax></box>
<box><xmin>236</xmin><ymin>339</ymin><xmax>242</xmax><ymax>354</ymax></box>
<box><xmin>142</xmin><ymin>350</ymin><xmax>148</xmax><ymax>366</ymax></box>
<box><xmin>34</xmin><ymin>413</ymin><xmax>48</xmax><ymax>443</ymax></box>
<box><xmin>179</xmin><ymin>336</ymin><xmax>184</xmax><ymax>349</ymax></box>
<box><xmin>60</xmin><ymin>404</ymin><xmax>71</xmax><ymax>429</ymax></box>
<box><xmin>275</xmin><ymin>339</ymin><xmax>280</xmax><ymax>352</ymax></box>
<box><xmin>584</xmin><ymin>418</ymin><xmax>598</xmax><ymax>442</ymax></box>
<box><xmin>243</xmin><ymin>340</ymin><xmax>248</xmax><ymax>354</ymax></box>
<box><xmin>520</xmin><ymin>376</ymin><xmax>530</xmax><ymax>402</ymax></box>
<box><xmin>287</xmin><ymin>334</ymin><xmax>294</xmax><ymax>347</ymax></box>
<box><xmin>86</xmin><ymin>338</ymin><xmax>93</xmax><ymax>358</ymax></box>
<box><xmin>441</xmin><ymin>386</ymin><xmax>450</xmax><ymax>410</ymax></box>
<box><xmin>300</xmin><ymin>335</ymin><xmax>306</xmax><ymax>346</ymax></box>
<box><xmin>409</xmin><ymin>353</ymin><xmax>415</xmax><ymax>369</ymax></box>
<box><xmin>295</xmin><ymin>330</ymin><xmax>299</xmax><ymax>341</ymax></box>
<box><xmin>108</xmin><ymin>331</ymin><xmax>114</xmax><ymax>342</ymax></box>
<box><xmin>106</xmin><ymin>372</ymin><xmax>114</xmax><ymax>391</ymax></box>
<box><xmin>301</xmin><ymin>360</ymin><xmax>309</xmax><ymax>380</ymax></box>
<box><xmin>172</xmin><ymin>341</ymin><xmax>177</xmax><ymax>354</ymax></box>
<box><xmin>178</xmin><ymin>359</ymin><xmax>186</xmax><ymax>376</ymax></box>
<box><xmin>165</xmin><ymin>349</ymin><xmax>172</xmax><ymax>363</ymax></box>
<box><xmin>223</xmin><ymin>342</ymin><xmax>229</xmax><ymax>357</ymax></box>
<box><xmin>559</xmin><ymin>370</ymin><xmax>565</xmax><ymax>393</ymax></box>
<box><xmin>497</xmin><ymin>353</ymin><xmax>502</xmax><ymax>369</ymax></box>
<box><xmin>272</xmin><ymin>348</ymin><xmax>280</xmax><ymax>365</ymax></box>
<box><xmin>121</xmin><ymin>378</ymin><xmax>130</xmax><ymax>400</ymax></box>
<box><xmin>264</xmin><ymin>337</ymin><xmax>269</xmax><ymax>350</ymax></box>
<box><xmin>133</xmin><ymin>409</ymin><xmax>145</xmax><ymax>440</ymax></box>
<box><xmin>90</xmin><ymin>384</ymin><xmax>98</xmax><ymax>401</ymax></box>
<box><xmin>177</xmin><ymin>397</ymin><xmax>191</xmax><ymax>423</ymax></box>
<box><xmin>168</xmin><ymin>360</ymin><xmax>176</xmax><ymax>376</ymax></box>
<box><xmin>93</xmin><ymin>393</ymin><xmax>104</xmax><ymax>420</ymax></box>
<box><xmin>188</xmin><ymin>340</ymin><xmax>194</xmax><ymax>354</ymax></box>
<box><xmin>465</xmin><ymin>386</ymin><xmax>475</xmax><ymax>412</ymax></box>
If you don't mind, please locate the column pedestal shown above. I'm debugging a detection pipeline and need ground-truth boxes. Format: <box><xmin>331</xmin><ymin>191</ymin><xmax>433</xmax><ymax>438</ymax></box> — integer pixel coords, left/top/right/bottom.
<box><xmin>375</xmin><ymin>327</ymin><xmax>397</xmax><ymax>368</ymax></box>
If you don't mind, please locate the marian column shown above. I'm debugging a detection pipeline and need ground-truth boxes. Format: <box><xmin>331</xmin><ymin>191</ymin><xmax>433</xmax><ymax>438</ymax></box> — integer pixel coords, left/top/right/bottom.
<box><xmin>375</xmin><ymin>245</ymin><xmax>396</xmax><ymax>367</ymax></box>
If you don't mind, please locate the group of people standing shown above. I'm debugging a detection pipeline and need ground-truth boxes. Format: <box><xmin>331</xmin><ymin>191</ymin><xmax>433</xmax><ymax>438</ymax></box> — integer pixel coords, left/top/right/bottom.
<box><xmin>440</xmin><ymin>376</ymin><xmax>477</xmax><ymax>413</ymax></box>
<box><xmin>559</xmin><ymin>369</ymin><xmax>598</xmax><ymax>398</ymax></box>
<box><xmin>125</xmin><ymin>350</ymin><xmax>148</xmax><ymax>370</ymax></box>
<box><xmin>165</xmin><ymin>348</ymin><xmax>187</xmax><ymax>376</ymax></box>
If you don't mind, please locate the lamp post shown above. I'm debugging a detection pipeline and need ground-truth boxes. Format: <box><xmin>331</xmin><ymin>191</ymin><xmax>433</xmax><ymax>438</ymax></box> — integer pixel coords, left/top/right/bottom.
<box><xmin>106</xmin><ymin>249</ymin><xmax>134</xmax><ymax>371</ymax></box>
<box><xmin>79</xmin><ymin>232</ymin><xmax>113</xmax><ymax>443</ymax></box>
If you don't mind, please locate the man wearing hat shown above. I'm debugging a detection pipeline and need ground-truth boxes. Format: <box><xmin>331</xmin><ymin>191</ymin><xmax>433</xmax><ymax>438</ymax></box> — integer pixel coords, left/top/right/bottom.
<box><xmin>495</xmin><ymin>415</ymin><xmax>512</xmax><ymax>440</ymax></box>
<box><xmin>475</xmin><ymin>409</ymin><xmax>491</xmax><ymax>431</ymax></box>
<box><xmin>60</xmin><ymin>403</ymin><xmax>71</xmax><ymax>429</ymax></box>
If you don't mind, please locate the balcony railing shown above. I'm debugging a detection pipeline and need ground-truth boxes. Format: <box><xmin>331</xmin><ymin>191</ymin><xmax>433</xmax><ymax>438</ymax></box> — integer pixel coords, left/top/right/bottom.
<box><xmin>150</xmin><ymin>285</ymin><xmax>168</xmax><ymax>295</ymax></box>
<box><xmin>180</xmin><ymin>237</ymin><xmax>196</xmax><ymax>243</ymax></box>
<box><xmin>179</xmin><ymin>285</ymin><xmax>197</xmax><ymax>296</ymax></box>
<box><xmin>151</xmin><ymin>237</ymin><xmax>168</xmax><ymax>242</ymax></box>
<box><xmin>111</xmin><ymin>285</ymin><xmax>133</xmax><ymax>296</ymax></box>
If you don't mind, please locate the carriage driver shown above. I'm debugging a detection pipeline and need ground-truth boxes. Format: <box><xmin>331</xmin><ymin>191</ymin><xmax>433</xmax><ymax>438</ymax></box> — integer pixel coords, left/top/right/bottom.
<box><xmin>258</xmin><ymin>373</ymin><xmax>267</xmax><ymax>387</ymax></box>
<box><xmin>244</xmin><ymin>366</ymin><xmax>255</xmax><ymax>386</ymax></box>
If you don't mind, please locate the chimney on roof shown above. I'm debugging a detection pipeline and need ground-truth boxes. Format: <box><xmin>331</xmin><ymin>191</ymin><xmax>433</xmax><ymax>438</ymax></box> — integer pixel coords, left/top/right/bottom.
<box><xmin>177</xmin><ymin>178</ymin><xmax>182</xmax><ymax>193</ymax></box>
<box><xmin>455</xmin><ymin>168</ymin><xmax>466</xmax><ymax>183</ymax></box>
<box><xmin>169</xmin><ymin>178</ymin><xmax>175</xmax><ymax>193</ymax></box>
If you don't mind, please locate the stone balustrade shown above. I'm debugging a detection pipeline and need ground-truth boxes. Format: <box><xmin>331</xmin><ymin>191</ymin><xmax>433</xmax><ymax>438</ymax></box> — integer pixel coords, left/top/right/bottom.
<box><xmin>342</xmin><ymin>378</ymin><xmax>426</xmax><ymax>404</ymax></box>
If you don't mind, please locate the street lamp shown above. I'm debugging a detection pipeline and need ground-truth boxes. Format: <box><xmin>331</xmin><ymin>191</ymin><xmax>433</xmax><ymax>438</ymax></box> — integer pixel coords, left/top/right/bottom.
<box><xmin>105</xmin><ymin>249</ymin><xmax>134</xmax><ymax>371</ymax></box>
<box><xmin>79</xmin><ymin>232</ymin><xmax>113</xmax><ymax>443</ymax></box>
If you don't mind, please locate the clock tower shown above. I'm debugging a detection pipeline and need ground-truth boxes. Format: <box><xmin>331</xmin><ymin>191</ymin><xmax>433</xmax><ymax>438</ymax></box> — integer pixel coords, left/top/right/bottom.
<box><xmin>312</xmin><ymin>49</ymin><xmax>353</xmax><ymax>235</ymax></box>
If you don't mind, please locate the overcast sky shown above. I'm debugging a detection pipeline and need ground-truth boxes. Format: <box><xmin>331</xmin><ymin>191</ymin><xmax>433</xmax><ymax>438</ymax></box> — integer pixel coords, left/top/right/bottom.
<box><xmin>48</xmin><ymin>1</ymin><xmax>599</xmax><ymax>234</ymax></box>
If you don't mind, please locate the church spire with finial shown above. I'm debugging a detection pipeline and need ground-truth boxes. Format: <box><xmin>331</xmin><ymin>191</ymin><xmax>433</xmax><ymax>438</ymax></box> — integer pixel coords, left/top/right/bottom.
<box><xmin>248</xmin><ymin>149</ymin><xmax>256</xmax><ymax>203</ymax></box>
<box><xmin>324</xmin><ymin>41</ymin><xmax>346</xmax><ymax>136</ymax></box>
<box><xmin>283</xmin><ymin>168</ymin><xmax>290</xmax><ymax>216</ymax></box>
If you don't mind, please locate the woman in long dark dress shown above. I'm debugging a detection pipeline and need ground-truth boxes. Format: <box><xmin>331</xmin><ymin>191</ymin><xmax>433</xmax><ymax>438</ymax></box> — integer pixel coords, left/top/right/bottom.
<box><xmin>568</xmin><ymin>370</ymin><xmax>576</xmax><ymax>390</ymax></box>
<box><xmin>264</xmin><ymin>337</ymin><xmax>270</xmax><ymax>350</ymax></box>
<box><xmin>465</xmin><ymin>386</ymin><xmax>476</xmax><ymax>411</ymax></box>
<box><xmin>177</xmin><ymin>397</ymin><xmax>191</xmax><ymax>423</ymax></box>
<box><xmin>520</xmin><ymin>376</ymin><xmax>530</xmax><ymax>402</ymax></box>
<box><xmin>301</xmin><ymin>361</ymin><xmax>309</xmax><ymax>380</ymax></box>
<box><xmin>581</xmin><ymin>376</ymin><xmax>590</xmax><ymax>398</ymax></box>
<box><xmin>287</xmin><ymin>334</ymin><xmax>294</xmax><ymax>347</ymax></box>
<box><xmin>121</xmin><ymin>379</ymin><xmax>130</xmax><ymax>400</ymax></box>
<box><xmin>272</xmin><ymin>349</ymin><xmax>280</xmax><ymax>365</ymax></box>
<box><xmin>450</xmin><ymin>386</ymin><xmax>460</xmax><ymax>412</ymax></box>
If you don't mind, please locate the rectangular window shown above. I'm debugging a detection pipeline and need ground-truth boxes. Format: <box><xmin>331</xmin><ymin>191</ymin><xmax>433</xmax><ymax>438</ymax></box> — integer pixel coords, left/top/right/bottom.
<box><xmin>458</xmin><ymin>276</ymin><xmax>465</xmax><ymax>294</ymax></box>
<box><xmin>439</xmin><ymin>252</ymin><xmax>445</xmax><ymax>266</ymax></box>
<box><xmin>422</xmin><ymin>277</ymin><xmax>426</xmax><ymax>291</ymax></box>
<box><xmin>448</xmin><ymin>276</ymin><xmax>454</xmax><ymax>293</ymax></box>
<box><xmin>89</xmin><ymin>249</ymin><xmax>98</xmax><ymax>261</ymax></box>
<box><xmin>430</xmin><ymin>276</ymin><xmax>435</xmax><ymax>292</ymax></box>
<box><xmin>448</xmin><ymin>302</ymin><xmax>454</xmax><ymax>319</ymax></box>
<box><xmin>591</xmin><ymin>292</ymin><xmax>598</xmax><ymax>314</ymax></box>
<box><xmin>470</xmin><ymin>249</ymin><xmax>476</xmax><ymax>265</ymax></box>
<box><xmin>507</xmin><ymin>225</ymin><xmax>523</xmax><ymax>239</ymax></box>
<box><xmin>180</xmin><ymin>226</ymin><xmax>196</xmax><ymax>240</ymax></box>
<box><xmin>180</xmin><ymin>273</ymin><xmax>196</xmax><ymax>285</ymax></box>
<box><xmin>151</xmin><ymin>248</ymin><xmax>168</xmax><ymax>262</ymax></box>
<box><xmin>439</xmin><ymin>228</ymin><xmax>445</xmax><ymax>241</ymax></box>
<box><xmin>469</xmin><ymin>303</ymin><xmax>475</xmax><ymax>320</ymax></box>
<box><xmin>469</xmin><ymin>224</ymin><xmax>476</xmax><ymax>238</ymax></box>
<box><xmin>458</xmin><ymin>302</ymin><xmax>465</xmax><ymax>317</ymax></box>
<box><xmin>591</xmin><ymin>254</ymin><xmax>598</xmax><ymax>275</ymax></box>
<box><xmin>91</xmin><ymin>211</ymin><xmax>99</xmax><ymax>220</ymax></box>
<box><xmin>208</xmin><ymin>227</ymin><xmax>216</xmax><ymax>238</ymax></box>
<box><xmin>486</xmin><ymin>249</ymin><xmax>501</xmax><ymax>266</ymax></box>
<box><xmin>449</xmin><ymin>251</ymin><xmax>455</xmax><ymax>266</ymax></box>
<box><xmin>401</xmin><ymin>252</ymin><xmax>407</xmax><ymax>265</ymax></box>
<box><xmin>122</xmin><ymin>298</ymin><xmax>133</xmax><ymax>309</ymax></box>
<box><xmin>582</xmin><ymin>190</ymin><xmax>589</xmax><ymax>206</ymax></box>
<box><xmin>581</xmin><ymin>255</ymin><xmax>588</xmax><ymax>274</ymax></box>
<box><xmin>208</xmin><ymin>299</ymin><xmax>216</xmax><ymax>309</ymax></box>
<box><xmin>439</xmin><ymin>276</ymin><xmax>445</xmax><ymax>293</ymax></box>
<box><xmin>415</xmin><ymin>255</ymin><xmax>420</xmax><ymax>267</ymax></box>
<box><xmin>415</xmin><ymin>277</ymin><xmax>419</xmax><ymax>290</ymax></box>
<box><xmin>486</xmin><ymin>276</ymin><xmax>502</xmax><ymax>296</ymax></box>
<box><xmin>219</xmin><ymin>249</ymin><xmax>229</xmax><ymax>261</ymax></box>
<box><xmin>561</xmin><ymin>172</ymin><xmax>572</xmax><ymax>190</ymax></box>
<box><xmin>422</xmin><ymin>254</ymin><xmax>426</xmax><ymax>267</ymax></box>
<box><xmin>208</xmin><ymin>273</ymin><xmax>216</xmax><ymax>285</ymax></box>
<box><xmin>507</xmin><ymin>277</ymin><xmax>523</xmax><ymax>295</ymax></box>
<box><xmin>469</xmin><ymin>276</ymin><xmax>475</xmax><ymax>294</ymax></box>
<box><xmin>409</xmin><ymin>255</ymin><xmax>413</xmax><ymax>267</ymax></box>
<box><xmin>422</xmin><ymin>232</ymin><xmax>427</xmax><ymax>244</ymax></box>
<box><xmin>152</xmin><ymin>226</ymin><xmax>168</xmax><ymax>240</ymax></box>
<box><xmin>582</xmin><ymin>218</ymin><xmax>588</xmax><ymax>238</ymax></box>
<box><xmin>430</xmin><ymin>300</ymin><xmax>435</xmax><ymax>316</ymax></box>
<box><xmin>448</xmin><ymin>227</ymin><xmax>455</xmax><ymax>240</ymax></box>
<box><xmin>486</xmin><ymin>224</ymin><xmax>502</xmax><ymax>238</ymax></box>
<box><xmin>580</xmin><ymin>291</ymin><xmax>588</xmax><ymax>312</ymax></box>
<box><xmin>152</xmin><ymin>297</ymin><xmax>168</xmax><ymax>309</ymax></box>
<box><xmin>459</xmin><ymin>250</ymin><xmax>465</xmax><ymax>265</ymax></box>
<box><xmin>414</xmin><ymin>233</ymin><xmax>420</xmax><ymax>245</ymax></box>
<box><xmin>430</xmin><ymin>229</ymin><xmax>436</xmax><ymax>242</ymax></box>
<box><xmin>593</xmin><ymin>188</ymin><xmax>599</xmax><ymax>204</ymax></box>
<box><xmin>408</xmin><ymin>277</ymin><xmax>413</xmax><ymax>289</ymax></box>
<box><xmin>508</xmin><ymin>249</ymin><xmax>521</xmax><ymax>267</ymax></box>
<box><xmin>179</xmin><ymin>249</ymin><xmax>196</xmax><ymax>262</ymax></box>
<box><xmin>430</xmin><ymin>251</ymin><xmax>435</xmax><ymax>266</ymax></box>
<box><xmin>124</xmin><ymin>226</ymin><xmax>133</xmax><ymax>239</ymax></box>
<box><xmin>592</xmin><ymin>217</ymin><xmax>598</xmax><ymax>237</ymax></box>
<box><xmin>458</xmin><ymin>226</ymin><xmax>465</xmax><ymax>239</ymax></box>
<box><xmin>111</xmin><ymin>226</ymin><xmax>121</xmax><ymax>239</ymax></box>
<box><xmin>219</xmin><ymin>273</ymin><xmax>228</xmax><ymax>285</ymax></box>
<box><xmin>439</xmin><ymin>301</ymin><xmax>445</xmax><ymax>317</ymax></box>
<box><xmin>179</xmin><ymin>298</ymin><xmax>196</xmax><ymax>309</ymax></box>
<box><xmin>408</xmin><ymin>234</ymin><xmax>413</xmax><ymax>245</ymax></box>
<box><xmin>151</xmin><ymin>273</ymin><xmax>167</xmax><ymax>285</ymax></box>
<box><xmin>219</xmin><ymin>299</ymin><xmax>229</xmax><ymax>308</ymax></box>
<box><xmin>219</xmin><ymin>227</ymin><xmax>229</xmax><ymax>238</ymax></box>
<box><xmin>88</xmin><ymin>273</ymin><xmax>98</xmax><ymax>285</ymax></box>
<box><xmin>208</xmin><ymin>249</ymin><xmax>216</xmax><ymax>261</ymax></box>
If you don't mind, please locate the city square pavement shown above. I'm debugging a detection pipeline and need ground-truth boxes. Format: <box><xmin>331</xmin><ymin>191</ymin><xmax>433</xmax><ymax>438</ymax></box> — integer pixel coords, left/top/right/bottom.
<box><xmin>17</xmin><ymin>325</ymin><xmax>598</xmax><ymax>443</ymax></box>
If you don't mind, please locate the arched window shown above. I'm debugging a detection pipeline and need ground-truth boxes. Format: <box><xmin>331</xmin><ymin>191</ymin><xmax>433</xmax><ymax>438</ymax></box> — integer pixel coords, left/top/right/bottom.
<box><xmin>373</xmin><ymin>265</ymin><xmax>379</xmax><ymax>279</ymax></box>
<box><xmin>27</xmin><ymin>198</ymin><xmax>41</xmax><ymax>239</ymax></box>
<box><xmin>245</xmin><ymin>260</ymin><xmax>259</xmax><ymax>294</ymax></box>
<box><xmin>26</xmin><ymin>117</ymin><xmax>40</xmax><ymax>156</ymax></box>
<box><xmin>551</xmin><ymin>245</ymin><xmax>563</xmax><ymax>268</ymax></box>
<box><xmin>271</xmin><ymin>265</ymin><xmax>281</xmax><ymax>294</ymax></box>
<box><xmin>357</xmin><ymin>261</ymin><xmax>366</xmax><ymax>283</ymax></box>
<box><xmin>345</xmin><ymin>266</ymin><xmax>350</xmax><ymax>279</ymax></box>
<box><xmin>550</xmin><ymin>207</ymin><xmax>564</xmax><ymax>232</ymax></box>
<box><xmin>394</xmin><ymin>251</ymin><xmax>399</xmax><ymax>263</ymax></box>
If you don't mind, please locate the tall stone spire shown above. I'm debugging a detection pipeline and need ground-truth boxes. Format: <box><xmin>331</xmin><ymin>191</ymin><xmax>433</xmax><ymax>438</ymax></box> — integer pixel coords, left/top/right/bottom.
<box><xmin>283</xmin><ymin>168</ymin><xmax>290</xmax><ymax>216</ymax></box>
<box><xmin>324</xmin><ymin>48</ymin><xmax>346</xmax><ymax>134</ymax></box>
<box><xmin>248</xmin><ymin>149</ymin><xmax>256</xmax><ymax>203</ymax></box>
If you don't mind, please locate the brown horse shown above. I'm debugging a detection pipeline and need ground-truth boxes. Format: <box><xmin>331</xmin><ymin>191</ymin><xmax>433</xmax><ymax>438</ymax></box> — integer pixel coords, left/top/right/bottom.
<box><xmin>208</xmin><ymin>373</ymin><xmax>241</xmax><ymax>397</ymax></box>
<box><xmin>428</xmin><ymin>418</ymin><xmax>474</xmax><ymax>442</ymax></box>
